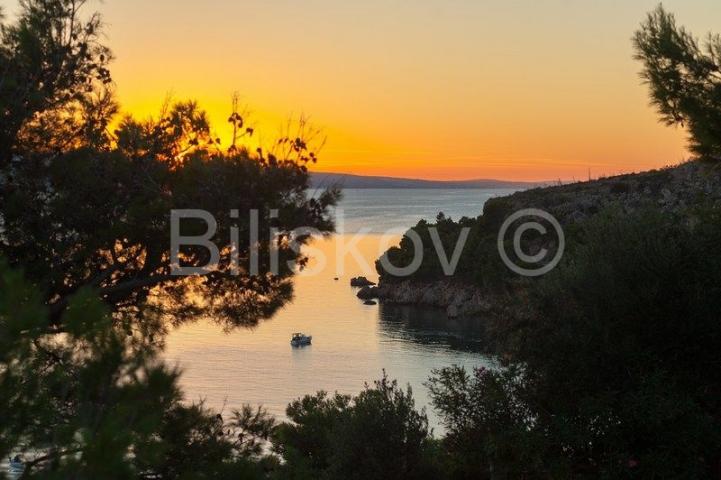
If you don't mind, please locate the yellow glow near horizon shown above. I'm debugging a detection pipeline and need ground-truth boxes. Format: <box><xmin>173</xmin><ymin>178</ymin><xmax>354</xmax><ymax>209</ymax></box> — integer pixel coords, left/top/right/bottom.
<box><xmin>4</xmin><ymin>0</ymin><xmax>721</xmax><ymax>180</ymax></box>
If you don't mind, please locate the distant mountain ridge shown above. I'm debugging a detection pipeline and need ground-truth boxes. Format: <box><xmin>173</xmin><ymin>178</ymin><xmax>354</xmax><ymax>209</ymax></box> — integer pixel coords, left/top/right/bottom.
<box><xmin>310</xmin><ymin>172</ymin><xmax>545</xmax><ymax>189</ymax></box>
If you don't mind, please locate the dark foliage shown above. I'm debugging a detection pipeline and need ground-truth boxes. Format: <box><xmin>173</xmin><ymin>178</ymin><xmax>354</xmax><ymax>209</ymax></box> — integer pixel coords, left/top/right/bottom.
<box><xmin>428</xmin><ymin>209</ymin><xmax>721</xmax><ymax>478</ymax></box>
<box><xmin>0</xmin><ymin>1</ymin><xmax>340</xmax><ymax>330</ymax></box>
<box><xmin>0</xmin><ymin>1</ymin><xmax>334</xmax><ymax>478</ymax></box>
<box><xmin>634</xmin><ymin>5</ymin><xmax>721</xmax><ymax>158</ymax></box>
<box><xmin>0</xmin><ymin>261</ymin><xmax>273</xmax><ymax>478</ymax></box>
<box><xmin>272</xmin><ymin>374</ymin><xmax>442</xmax><ymax>480</ymax></box>
<box><xmin>0</xmin><ymin>0</ymin><xmax>114</xmax><ymax>159</ymax></box>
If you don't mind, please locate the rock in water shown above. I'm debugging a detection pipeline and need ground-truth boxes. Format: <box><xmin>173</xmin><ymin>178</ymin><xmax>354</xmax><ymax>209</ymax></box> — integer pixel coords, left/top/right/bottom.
<box><xmin>350</xmin><ymin>276</ymin><xmax>376</xmax><ymax>287</ymax></box>
<box><xmin>357</xmin><ymin>286</ymin><xmax>379</xmax><ymax>299</ymax></box>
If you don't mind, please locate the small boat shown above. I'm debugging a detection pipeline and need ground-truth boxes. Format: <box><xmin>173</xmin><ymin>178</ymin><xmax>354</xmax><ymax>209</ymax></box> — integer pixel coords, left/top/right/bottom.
<box><xmin>8</xmin><ymin>455</ymin><xmax>24</xmax><ymax>473</ymax></box>
<box><xmin>290</xmin><ymin>332</ymin><xmax>312</xmax><ymax>347</ymax></box>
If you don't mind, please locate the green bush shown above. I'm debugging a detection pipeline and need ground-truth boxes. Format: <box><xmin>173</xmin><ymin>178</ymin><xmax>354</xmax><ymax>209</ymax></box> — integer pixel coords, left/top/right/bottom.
<box><xmin>428</xmin><ymin>209</ymin><xmax>721</xmax><ymax>478</ymax></box>
<box><xmin>272</xmin><ymin>374</ymin><xmax>443</xmax><ymax>480</ymax></box>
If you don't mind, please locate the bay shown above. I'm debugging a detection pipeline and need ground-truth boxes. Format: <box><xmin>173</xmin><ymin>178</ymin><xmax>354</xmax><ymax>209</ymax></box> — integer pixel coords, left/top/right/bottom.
<box><xmin>164</xmin><ymin>188</ymin><xmax>516</xmax><ymax>429</ymax></box>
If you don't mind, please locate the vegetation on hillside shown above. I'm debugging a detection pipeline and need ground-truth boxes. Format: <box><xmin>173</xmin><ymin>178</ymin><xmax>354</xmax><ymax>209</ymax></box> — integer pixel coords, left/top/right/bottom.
<box><xmin>370</xmin><ymin>4</ymin><xmax>721</xmax><ymax>477</ymax></box>
<box><xmin>427</xmin><ymin>209</ymin><xmax>721</xmax><ymax>478</ymax></box>
<box><xmin>2</xmin><ymin>1</ymin><xmax>721</xmax><ymax>479</ymax></box>
<box><xmin>379</xmin><ymin>4</ymin><xmax>721</xmax><ymax>288</ymax></box>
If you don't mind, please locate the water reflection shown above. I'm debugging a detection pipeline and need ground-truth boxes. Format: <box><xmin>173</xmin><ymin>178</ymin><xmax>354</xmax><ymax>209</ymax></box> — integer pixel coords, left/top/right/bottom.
<box><xmin>164</xmin><ymin>234</ymin><xmax>494</xmax><ymax>430</ymax></box>
<box><xmin>378</xmin><ymin>303</ymin><xmax>486</xmax><ymax>353</ymax></box>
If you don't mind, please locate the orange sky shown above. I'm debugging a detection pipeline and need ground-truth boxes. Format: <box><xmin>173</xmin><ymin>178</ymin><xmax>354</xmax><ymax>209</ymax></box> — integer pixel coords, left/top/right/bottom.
<box><xmin>6</xmin><ymin>0</ymin><xmax>721</xmax><ymax>180</ymax></box>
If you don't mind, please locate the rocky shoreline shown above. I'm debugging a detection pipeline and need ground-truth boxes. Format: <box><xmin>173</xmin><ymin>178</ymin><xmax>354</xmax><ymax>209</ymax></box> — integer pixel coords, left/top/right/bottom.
<box><xmin>352</xmin><ymin>275</ymin><xmax>492</xmax><ymax>318</ymax></box>
<box><xmin>362</xmin><ymin>161</ymin><xmax>721</xmax><ymax>319</ymax></box>
<box><xmin>375</xmin><ymin>279</ymin><xmax>495</xmax><ymax>318</ymax></box>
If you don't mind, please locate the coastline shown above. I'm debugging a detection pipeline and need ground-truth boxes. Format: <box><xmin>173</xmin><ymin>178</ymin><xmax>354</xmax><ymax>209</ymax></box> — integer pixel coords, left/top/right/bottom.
<box><xmin>376</xmin><ymin>279</ymin><xmax>493</xmax><ymax>319</ymax></box>
<box><xmin>372</xmin><ymin>160</ymin><xmax>721</xmax><ymax>319</ymax></box>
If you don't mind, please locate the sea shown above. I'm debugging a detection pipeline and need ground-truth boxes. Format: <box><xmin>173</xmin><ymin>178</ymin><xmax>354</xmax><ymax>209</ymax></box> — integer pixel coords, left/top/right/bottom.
<box><xmin>164</xmin><ymin>188</ymin><xmax>517</xmax><ymax>431</ymax></box>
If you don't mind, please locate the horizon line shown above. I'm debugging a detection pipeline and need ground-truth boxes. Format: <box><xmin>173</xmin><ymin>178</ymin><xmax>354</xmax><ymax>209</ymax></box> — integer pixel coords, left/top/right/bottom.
<box><xmin>310</xmin><ymin>171</ymin><xmax>547</xmax><ymax>185</ymax></box>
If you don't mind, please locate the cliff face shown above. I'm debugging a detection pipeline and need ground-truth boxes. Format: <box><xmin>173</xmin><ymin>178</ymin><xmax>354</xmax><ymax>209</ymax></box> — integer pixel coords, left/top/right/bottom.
<box><xmin>377</xmin><ymin>279</ymin><xmax>494</xmax><ymax>318</ymax></box>
<box><xmin>375</xmin><ymin>160</ymin><xmax>721</xmax><ymax>318</ymax></box>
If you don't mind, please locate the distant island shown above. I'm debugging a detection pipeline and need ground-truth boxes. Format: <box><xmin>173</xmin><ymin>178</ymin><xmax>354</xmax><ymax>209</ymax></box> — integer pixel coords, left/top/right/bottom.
<box><xmin>310</xmin><ymin>172</ymin><xmax>546</xmax><ymax>189</ymax></box>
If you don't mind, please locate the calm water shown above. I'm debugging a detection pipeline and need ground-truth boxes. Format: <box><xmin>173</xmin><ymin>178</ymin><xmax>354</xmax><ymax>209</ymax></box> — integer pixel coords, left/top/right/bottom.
<box><xmin>165</xmin><ymin>188</ymin><xmax>517</xmax><ymax>429</ymax></box>
<box><xmin>330</xmin><ymin>188</ymin><xmax>515</xmax><ymax>233</ymax></box>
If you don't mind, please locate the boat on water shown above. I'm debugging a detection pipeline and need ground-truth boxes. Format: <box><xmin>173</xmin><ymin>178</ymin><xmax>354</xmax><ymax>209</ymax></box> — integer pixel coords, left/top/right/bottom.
<box><xmin>8</xmin><ymin>455</ymin><xmax>24</xmax><ymax>473</ymax></box>
<box><xmin>290</xmin><ymin>333</ymin><xmax>312</xmax><ymax>347</ymax></box>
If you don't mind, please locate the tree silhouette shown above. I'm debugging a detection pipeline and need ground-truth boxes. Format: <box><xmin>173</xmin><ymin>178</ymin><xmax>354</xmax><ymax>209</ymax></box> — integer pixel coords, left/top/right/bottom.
<box><xmin>0</xmin><ymin>1</ymin><xmax>340</xmax><ymax>331</ymax></box>
<box><xmin>634</xmin><ymin>5</ymin><xmax>721</xmax><ymax>159</ymax></box>
<box><xmin>0</xmin><ymin>1</ymin><xmax>338</xmax><ymax>476</ymax></box>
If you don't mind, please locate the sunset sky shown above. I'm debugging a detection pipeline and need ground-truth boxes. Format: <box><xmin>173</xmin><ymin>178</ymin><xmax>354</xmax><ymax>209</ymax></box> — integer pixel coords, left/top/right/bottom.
<box><xmin>5</xmin><ymin>0</ymin><xmax>721</xmax><ymax>180</ymax></box>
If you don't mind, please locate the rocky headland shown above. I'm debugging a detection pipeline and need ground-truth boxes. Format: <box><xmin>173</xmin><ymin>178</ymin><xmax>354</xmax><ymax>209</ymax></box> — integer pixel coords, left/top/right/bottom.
<box><xmin>372</xmin><ymin>160</ymin><xmax>721</xmax><ymax>318</ymax></box>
